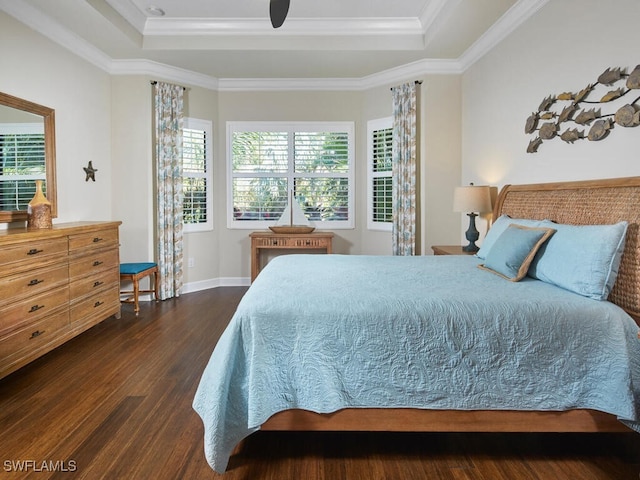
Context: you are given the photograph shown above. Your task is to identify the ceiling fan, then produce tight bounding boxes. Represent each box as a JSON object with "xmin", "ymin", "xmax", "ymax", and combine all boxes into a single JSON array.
[{"xmin": 270, "ymin": 0, "xmax": 290, "ymax": 28}]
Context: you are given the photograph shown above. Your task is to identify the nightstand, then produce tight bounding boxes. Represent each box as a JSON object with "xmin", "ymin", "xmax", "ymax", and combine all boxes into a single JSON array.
[{"xmin": 431, "ymin": 245, "xmax": 477, "ymax": 256}]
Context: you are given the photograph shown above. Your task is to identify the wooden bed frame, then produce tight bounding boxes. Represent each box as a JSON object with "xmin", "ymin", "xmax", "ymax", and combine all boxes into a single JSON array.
[{"xmin": 262, "ymin": 176, "xmax": 640, "ymax": 434}]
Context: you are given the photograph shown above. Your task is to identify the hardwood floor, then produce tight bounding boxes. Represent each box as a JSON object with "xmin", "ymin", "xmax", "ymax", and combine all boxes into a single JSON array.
[{"xmin": 0, "ymin": 287, "xmax": 638, "ymax": 479}]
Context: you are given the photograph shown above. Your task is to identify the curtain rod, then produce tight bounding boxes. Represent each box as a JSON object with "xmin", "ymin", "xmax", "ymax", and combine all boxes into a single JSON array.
[
  {"xmin": 390, "ymin": 80, "xmax": 423, "ymax": 91},
  {"xmin": 150, "ymin": 80, "xmax": 187, "ymax": 91}
]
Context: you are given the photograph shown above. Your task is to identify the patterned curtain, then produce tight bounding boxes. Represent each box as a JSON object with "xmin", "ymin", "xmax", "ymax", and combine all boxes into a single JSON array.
[
  {"xmin": 153, "ymin": 82, "xmax": 184, "ymax": 300},
  {"xmin": 391, "ymin": 82, "xmax": 418, "ymax": 256}
]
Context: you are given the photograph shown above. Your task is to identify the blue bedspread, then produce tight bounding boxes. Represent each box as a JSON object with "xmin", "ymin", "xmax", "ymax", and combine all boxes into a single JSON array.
[{"xmin": 193, "ymin": 254, "xmax": 640, "ymax": 472}]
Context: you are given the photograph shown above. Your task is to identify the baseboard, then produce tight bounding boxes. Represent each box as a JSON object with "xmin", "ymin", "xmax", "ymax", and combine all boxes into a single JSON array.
[
  {"xmin": 182, "ymin": 277, "xmax": 250, "ymax": 294},
  {"xmin": 121, "ymin": 277, "xmax": 250, "ymax": 303}
]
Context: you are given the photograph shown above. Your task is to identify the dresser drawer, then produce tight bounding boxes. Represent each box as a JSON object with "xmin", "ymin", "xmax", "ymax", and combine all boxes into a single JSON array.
[
  {"xmin": 70, "ymin": 283, "xmax": 120, "ymax": 325},
  {"xmin": 68, "ymin": 228, "xmax": 118, "ymax": 253},
  {"xmin": 0, "ymin": 263, "xmax": 68, "ymax": 301},
  {"xmin": 69, "ymin": 247, "xmax": 119, "ymax": 281},
  {"xmin": 0, "ymin": 309, "xmax": 69, "ymax": 363},
  {"xmin": 0, "ymin": 287, "xmax": 70, "ymax": 336},
  {"xmin": 69, "ymin": 266, "xmax": 119, "ymax": 300},
  {"xmin": 0, "ymin": 237, "xmax": 68, "ymax": 276}
]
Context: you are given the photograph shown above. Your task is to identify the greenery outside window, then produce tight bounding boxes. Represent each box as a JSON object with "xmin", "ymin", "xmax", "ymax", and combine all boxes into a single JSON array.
[
  {"xmin": 367, "ymin": 117, "xmax": 393, "ymax": 231},
  {"xmin": 227, "ymin": 121, "xmax": 354, "ymax": 229},
  {"xmin": 183, "ymin": 118, "xmax": 213, "ymax": 233},
  {"xmin": 0, "ymin": 123, "xmax": 45, "ymax": 211}
]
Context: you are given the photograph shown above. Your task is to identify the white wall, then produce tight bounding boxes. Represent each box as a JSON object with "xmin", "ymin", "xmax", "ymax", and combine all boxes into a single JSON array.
[
  {"xmin": 462, "ymin": 0, "xmax": 640, "ymax": 206},
  {"xmin": 421, "ymin": 76, "xmax": 463, "ymax": 251},
  {"xmin": 0, "ymin": 12, "xmax": 113, "ymax": 226},
  {"xmin": 111, "ymin": 76, "xmax": 154, "ymax": 264},
  {"xmin": 1, "ymin": 10, "xmax": 464, "ymax": 289}
]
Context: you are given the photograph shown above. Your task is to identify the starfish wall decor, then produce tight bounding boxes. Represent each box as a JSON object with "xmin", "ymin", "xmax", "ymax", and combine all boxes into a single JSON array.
[{"xmin": 83, "ymin": 161, "xmax": 98, "ymax": 181}]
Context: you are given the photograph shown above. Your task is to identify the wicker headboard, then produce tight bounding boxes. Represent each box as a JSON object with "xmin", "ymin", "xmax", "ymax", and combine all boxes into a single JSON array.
[{"xmin": 493, "ymin": 176, "xmax": 640, "ymax": 321}]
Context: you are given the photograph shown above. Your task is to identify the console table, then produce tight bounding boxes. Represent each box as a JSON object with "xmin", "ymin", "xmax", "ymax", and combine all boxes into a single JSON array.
[{"xmin": 250, "ymin": 231, "xmax": 334, "ymax": 282}]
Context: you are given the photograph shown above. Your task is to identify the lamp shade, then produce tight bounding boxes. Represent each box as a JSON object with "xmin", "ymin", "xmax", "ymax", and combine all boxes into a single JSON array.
[{"xmin": 453, "ymin": 185, "xmax": 492, "ymax": 213}]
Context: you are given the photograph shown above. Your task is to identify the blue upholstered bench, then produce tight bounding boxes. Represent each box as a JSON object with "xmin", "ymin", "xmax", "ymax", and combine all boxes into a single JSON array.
[{"xmin": 119, "ymin": 262, "xmax": 159, "ymax": 315}]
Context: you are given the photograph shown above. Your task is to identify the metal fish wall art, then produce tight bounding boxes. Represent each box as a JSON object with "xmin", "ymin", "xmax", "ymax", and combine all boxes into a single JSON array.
[
  {"xmin": 525, "ymin": 64, "xmax": 640, "ymax": 153},
  {"xmin": 615, "ymin": 104, "xmax": 640, "ymax": 127},
  {"xmin": 560, "ymin": 128, "xmax": 584, "ymax": 144}
]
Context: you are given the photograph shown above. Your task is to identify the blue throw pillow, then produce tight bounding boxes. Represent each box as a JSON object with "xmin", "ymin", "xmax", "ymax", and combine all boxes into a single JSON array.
[
  {"xmin": 528, "ymin": 220, "xmax": 628, "ymax": 300},
  {"xmin": 478, "ymin": 225, "xmax": 556, "ymax": 281},
  {"xmin": 476, "ymin": 215, "xmax": 546, "ymax": 260}
]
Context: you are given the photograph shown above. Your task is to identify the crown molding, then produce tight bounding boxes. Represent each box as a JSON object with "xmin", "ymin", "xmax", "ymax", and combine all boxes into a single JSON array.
[
  {"xmin": 0, "ymin": 0, "xmax": 113, "ymax": 72},
  {"xmin": 1, "ymin": 0, "xmax": 543, "ymax": 92},
  {"xmin": 458, "ymin": 0, "xmax": 550, "ymax": 70},
  {"xmin": 218, "ymin": 58, "xmax": 462, "ymax": 92},
  {"xmin": 421, "ymin": 0, "xmax": 465, "ymax": 49},
  {"xmin": 419, "ymin": 0, "xmax": 451, "ymax": 31},
  {"xmin": 143, "ymin": 17, "xmax": 424, "ymax": 37},
  {"xmin": 110, "ymin": 59, "xmax": 219, "ymax": 90},
  {"xmin": 360, "ymin": 58, "xmax": 463, "ymax": 89},
  {"xmin": 217, "ymin": 77, "xmax": 364, "ymax": 92},
  {"xmin": 419, "ymin": 0, "xmax": 464, "ymax": 38},
  {"xmin": 141, "ymin": 17, "xmax": 425, "ymax": 52},
  {"xmin": 102, "ymin": 0, "xmax": 147, "ymax": 33}
]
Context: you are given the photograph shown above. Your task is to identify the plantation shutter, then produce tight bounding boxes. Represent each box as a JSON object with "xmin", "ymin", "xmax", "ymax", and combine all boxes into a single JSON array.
[
  {"xmin": 182, "ymin": 126, "xmax": 208, "ymax": 224},
  {"xmin": 230, "ymin": 124, "xmax": 353, "ymax": 226},
  {"xmin": 293, "ymin": 131, "xmax": 349, "ymax": 221},
  {"xmin": 232, "ymin": 131, "xmax": 289, "ymax": 221},
  {"xmin": 0, "ymin": 130, "xmax": 46, "ymax": 211},
  {"xmin": 371, "ymin": 126, "xmax": 393, "ymax": 223}
]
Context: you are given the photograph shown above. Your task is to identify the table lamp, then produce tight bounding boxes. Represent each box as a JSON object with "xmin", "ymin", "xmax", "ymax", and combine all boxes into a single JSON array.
[{"xmin": 453, "ymin": 184, "xmax": 492, "ymax": 253}]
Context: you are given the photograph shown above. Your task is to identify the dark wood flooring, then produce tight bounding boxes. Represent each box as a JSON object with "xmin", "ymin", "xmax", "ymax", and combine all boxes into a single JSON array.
[{"xmin": 0, "ymin": 288, "xmax": 638, "ymax": 479}]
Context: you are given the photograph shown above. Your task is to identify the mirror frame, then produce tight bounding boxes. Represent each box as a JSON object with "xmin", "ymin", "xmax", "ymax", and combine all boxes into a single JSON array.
[{"xmin": 0, "ymin": 91, "xmax": 57, "ymax": 223}]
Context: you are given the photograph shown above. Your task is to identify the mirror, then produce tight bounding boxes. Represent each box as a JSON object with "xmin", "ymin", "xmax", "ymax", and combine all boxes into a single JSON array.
[{"xmin": 0, "ymin": 91, "xmax": 56, "ymax": 223}]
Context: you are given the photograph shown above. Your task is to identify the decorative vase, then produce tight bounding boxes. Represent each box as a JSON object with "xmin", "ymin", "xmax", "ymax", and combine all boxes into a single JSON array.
[{"xmin": 27, "ymin": 180, "xmax": 52, "ymax": 229}]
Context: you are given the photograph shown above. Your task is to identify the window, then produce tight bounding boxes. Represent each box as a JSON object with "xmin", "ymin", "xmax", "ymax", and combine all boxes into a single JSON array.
[
  {"xmin": 227, "ymin": 121, "xmax": 354, "ymax": 229},
  {"xmin": 183, "ymin": 118, "xmax": 213, "ymax": 232},
  {"xmin": 0, "ymin": 123, "xmax": 46, "ymax": 211},
  {"xmin": 367, "ymin": 117, "xmax": 393, "ymax": 231}
]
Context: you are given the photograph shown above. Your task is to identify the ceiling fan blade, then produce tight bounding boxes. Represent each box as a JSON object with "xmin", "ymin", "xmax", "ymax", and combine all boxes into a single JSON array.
[{"xmin": 270, "ymin": 0, "xmax": 290, "ymax": 28}]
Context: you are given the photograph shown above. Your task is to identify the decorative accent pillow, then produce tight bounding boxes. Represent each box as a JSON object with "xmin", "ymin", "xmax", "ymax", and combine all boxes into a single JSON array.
[
  {"xmin": 476, "ymin": 215, "xmax": 546, "ymax": 260},
  {"xmin": 478, "ymin": 225, "xmax": 556, "ymax": 281},
  {"xmin": 528, "ymin": 220, "xmax": 629, "ymax": 300}
]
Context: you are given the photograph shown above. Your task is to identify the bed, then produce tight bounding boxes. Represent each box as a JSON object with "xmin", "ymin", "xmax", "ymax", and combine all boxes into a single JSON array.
[{"xmin": 193, "ymin": 176, "xmax": 640, "ymax": 473}]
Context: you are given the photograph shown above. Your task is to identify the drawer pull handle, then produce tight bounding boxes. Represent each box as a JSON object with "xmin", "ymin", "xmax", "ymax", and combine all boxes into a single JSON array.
[
  {"xmin": 28, "ymin": 279, "xmax": 44, "ymax": 286},
  {"xmin": 93, "ymin": 281, "xmax": 104, "ymax": 287},
  {"xmin": 30, "ymin": 330, "xmax": 45, "ymax": 339},
  {"xmin": 93, "ymin": 260, "xmax": 103, "ymax": 267},
  {"xmin": 27, "ymin": 248, "xmax": 43, "ymax": 256},
  {"xmin": 93, "ymin": 237, "xmax": 103, "ymax": 243},
  {"xmin": 94, "ymin": 301, "xmax": 104, "ymax": 308},
  {"xmin": 29, "ymin": 304, "xmax": 44, "ymax": 313}
]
